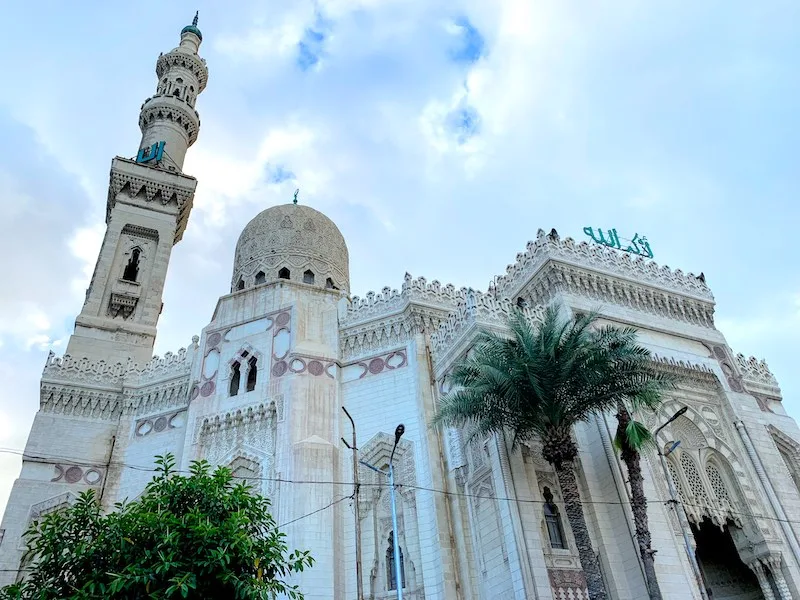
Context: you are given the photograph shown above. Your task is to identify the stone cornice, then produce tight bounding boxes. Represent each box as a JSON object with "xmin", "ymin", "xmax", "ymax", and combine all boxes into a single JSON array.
[
  {"xmin": 340, "ymin": 303, "xmax": 447, "ymax": 361},
  {"xmin": 520, "ymin": 261, "xmax": 716, "ymax": 328},
  {"xmin": 339, "ymin": 274, "xmax": 470, "ymax": 360},
  {"xmin": 496, "ymin": 229, "xmax": 714, "ymax": 303},
  {"xmin": 734, "ymin": 353, "xmax": 781, "ymax": 398},
  {"xmin": 107, "ymin": 158, "xmax": 197, "ymax": 244},
  {"xmin": 650, "ymin": 355, "xmax": 721, "ymax": 389},
  {"xmin": 430, "ymin": 290, "xmax": 545, "ymax": 375},
  {"xmin": 343, "ymin": 274, "xmax": 468, "ymax": 328},
  {"xmin": 138, "ymin": 96, "xmax": 200, "ymax": 145}
]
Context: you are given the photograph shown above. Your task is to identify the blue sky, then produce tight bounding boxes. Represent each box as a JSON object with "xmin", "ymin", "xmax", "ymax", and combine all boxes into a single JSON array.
[{"xmin": 0, "ymin": 1, "xmax": 798, "ymax": 514}]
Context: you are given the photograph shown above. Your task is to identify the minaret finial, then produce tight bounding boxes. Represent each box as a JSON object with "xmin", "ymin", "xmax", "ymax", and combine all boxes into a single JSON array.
[
  {"xmin": 293, "ymin": 189, "xmax": 300, "ymax": 205},
  {"xmin": 192, "ymin": 11, "xmax": 199, "ymax": 26}
]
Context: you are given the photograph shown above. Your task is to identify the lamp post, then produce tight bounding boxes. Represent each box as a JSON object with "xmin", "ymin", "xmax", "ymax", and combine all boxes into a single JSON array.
[
  {"xmin": 361, "ymin": 423, "xmax": 406, "ymax": 600},
  {"xmin": 654, "ymin": 407, "xmax": 708, "ymax": 600},
  {"xmin": 341, "ymin": 407, "xmax": 363, "ymax": 600}
]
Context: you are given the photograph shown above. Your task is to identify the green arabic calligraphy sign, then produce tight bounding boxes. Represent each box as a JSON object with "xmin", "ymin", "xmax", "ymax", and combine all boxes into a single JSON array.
[{"xmin": 583, "ymin": 227, "xmax": 654, "ymax": 259}]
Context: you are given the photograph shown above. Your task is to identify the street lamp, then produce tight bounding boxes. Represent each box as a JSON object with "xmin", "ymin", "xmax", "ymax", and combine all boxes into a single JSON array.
[
  {"xmin": 361, "ymin": 423, "xmax": 406, "ymax": 600},
  {"xmin": 654, "ymin": 406, "xmax": 708, "ymax": 600}
]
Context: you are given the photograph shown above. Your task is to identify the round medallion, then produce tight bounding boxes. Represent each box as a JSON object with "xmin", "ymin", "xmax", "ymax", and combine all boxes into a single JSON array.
[
  {"xmin": 189, "ymin": 385, "xmax": 200, "ymax": 401},
  {"xmin": 154, "ymin": 416, "xmax": 168, "ymax": 432},
  {"xmin": 368, "ymin": 358, "xmax": 385, "ymax": 374},
  {"xmin": 276, "ymin": 312, "xmax": 291, "ymax": 327},
  {"xmin": 137, "ymin": 420, "xmax": 153, "ymax": 436},
  {"xmin": 84, "ymin": 469, "xmax": 102, "ymax": 485},
  {"xmin": 272, "ymin": 361, "xmax": 288, "ymax": 377},
  {"xmin": 200, "ymin": 381, "xmax": 215, "ymax": 397},
  {"xmin": 65, "ymin": 466, "xmax": 83, "ymax": 484},
  {"xmin": 207, "ymin": 332, "xmax": 222, "ymax": 348},
  {"xmin": 308, "ymin": 360, "xmax": 324, "ymax": 376}
]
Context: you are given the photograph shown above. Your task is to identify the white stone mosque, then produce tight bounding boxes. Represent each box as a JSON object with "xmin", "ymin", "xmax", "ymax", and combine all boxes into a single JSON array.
[{"xmin": 2, "ymin": 16, "xmax": 800, "ymax": 600}]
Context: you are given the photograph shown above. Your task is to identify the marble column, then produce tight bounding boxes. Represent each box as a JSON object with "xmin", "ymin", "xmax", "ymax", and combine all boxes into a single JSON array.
[
  {"xmin": 748, "ymin": 561, "xmax": 775, "ymax": 600},
  {"xmin": 765, "ymin": 555, "xmax": 792, "ymax": 600}
]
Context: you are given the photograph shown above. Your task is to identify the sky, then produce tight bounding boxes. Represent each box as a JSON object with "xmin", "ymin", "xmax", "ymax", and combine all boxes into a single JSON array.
[{"xmin": 0, "ymin": 1, "xmax": 798, "ymax": 516}]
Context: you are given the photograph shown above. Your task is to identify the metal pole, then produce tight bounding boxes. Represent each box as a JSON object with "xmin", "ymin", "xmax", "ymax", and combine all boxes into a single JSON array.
[
  {"xmin": 657, "ymin": 448, "xmax": 708, "ymax": 600},
  {"xmin": 342, "ymin": 407, "xmax": 364, "ymax": 600},
  {"xmin": 654, "ymin": 407, "xmax": 708, "ymax": 600},
  {"xmin": 389, "ymin": 460, "xmax": 403, "ymax": 600}
]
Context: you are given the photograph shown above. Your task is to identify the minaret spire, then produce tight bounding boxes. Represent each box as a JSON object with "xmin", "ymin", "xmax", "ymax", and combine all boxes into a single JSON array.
[
  {"xmin": 136, "ymin": 16, "xmax": 208, "ymax": 173},
  {"xmin": 65, "ymin": 21, "xmax": 209, "ymax": 364}
]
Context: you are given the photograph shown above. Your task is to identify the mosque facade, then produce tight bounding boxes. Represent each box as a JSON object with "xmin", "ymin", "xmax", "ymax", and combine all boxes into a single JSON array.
[{"xmin": 2, "ymin": 18, "xmax": 800, "ymax": 600}]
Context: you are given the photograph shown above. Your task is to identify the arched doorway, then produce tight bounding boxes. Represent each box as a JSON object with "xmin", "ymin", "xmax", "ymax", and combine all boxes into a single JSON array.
[{"xmin": 692, "ymin": 518, "xmax": 764, "ymax": 599}]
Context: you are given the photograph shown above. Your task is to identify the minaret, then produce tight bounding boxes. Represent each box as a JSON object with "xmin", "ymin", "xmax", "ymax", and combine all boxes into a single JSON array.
[{"xmin": 66, "ymin": 15, "xmax": 208, "ymax": 364}]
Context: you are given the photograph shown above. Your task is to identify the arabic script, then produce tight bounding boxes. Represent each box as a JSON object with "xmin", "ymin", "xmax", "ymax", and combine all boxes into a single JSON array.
[{"xmin": 583, "ymin": 227, "xmax": 653, "ymax": 259}]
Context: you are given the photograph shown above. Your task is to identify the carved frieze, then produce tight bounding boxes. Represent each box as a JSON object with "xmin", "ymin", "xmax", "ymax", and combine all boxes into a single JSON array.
[{"xmin": 495, "ymin": 228, "xmax": 714, "ymax": 302}]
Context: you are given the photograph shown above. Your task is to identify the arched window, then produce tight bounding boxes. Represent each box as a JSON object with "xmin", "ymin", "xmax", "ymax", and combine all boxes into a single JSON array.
[
  {"xmin": 236, "ymin": 278, "xmax": 245, "ymax": 291},
  {"xmin": 246, "ymin": 356, "xmax": 257, "ymax": 392},
  {"xmin": 303, "ymin": 270, "xmax": 315, "ymax": 284},
  {"xmin": 229, "ymin": 362, "xmax": 241, "ymax": 396},
  {"xmin": 542, "ymin": 487, "xmax": 566, "ymax": 549},
  {"xmin": 254, "ymin": 271, "xmax": 266, "ymax": 285},
  {"xmin": 386, "ymin": 531, "xmax": 406, "ymax": 591},
  {"xmin": 278, "ymin": 267, "xmax": 290, "ymax": 280},
  {"xmin": 122, "ymin": 248, "xmax": 141, "ymax": 282}
]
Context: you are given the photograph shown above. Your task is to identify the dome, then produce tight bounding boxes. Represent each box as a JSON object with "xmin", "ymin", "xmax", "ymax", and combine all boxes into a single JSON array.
[
  {"xmin": 232, "ymin": 203, "xmax": 350, "ymax": 293},
  {"xmin": 180, "ymin": 25, "xmax": 202, "ymax": 40}
]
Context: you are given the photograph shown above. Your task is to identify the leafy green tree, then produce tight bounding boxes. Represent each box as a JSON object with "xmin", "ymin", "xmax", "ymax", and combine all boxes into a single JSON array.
[
  {"xmin": 1, "ymin": 455, "xmax": 313, "ymax": 600},
  {"xmin": 433, "ymin": 307, "xmax": 671, "ymax": 600}
]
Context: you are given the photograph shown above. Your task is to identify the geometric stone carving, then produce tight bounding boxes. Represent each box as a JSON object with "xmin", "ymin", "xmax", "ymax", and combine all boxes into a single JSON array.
[
  {"xmin": 109, "ymin": 292, "xmax": 138, "ymax": 319},
  {"xmin": 50, "ymin": 465, "xmax": 104, "ymax": 486},
  {"xmin": 548, "ymin": 569, "xmax": 589, "ymax": 600},
  {"xmin": 135, "ymin": 409, "xmax": 187, "ymax": 437},
  {"xmin": 232, "ymin": 204, "xmax": 349, "ymax": 293}
]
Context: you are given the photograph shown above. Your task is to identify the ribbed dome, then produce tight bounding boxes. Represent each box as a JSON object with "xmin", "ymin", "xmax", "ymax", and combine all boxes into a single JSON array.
[{"xmin": 231, "ymin": 204, "xmax": 349, "ymax": 293}]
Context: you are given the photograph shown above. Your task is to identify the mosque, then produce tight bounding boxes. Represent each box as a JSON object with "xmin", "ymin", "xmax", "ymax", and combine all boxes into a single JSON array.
[{"xmin": 1, "ymin": 16, "xmax": 800, "ymax": 600}]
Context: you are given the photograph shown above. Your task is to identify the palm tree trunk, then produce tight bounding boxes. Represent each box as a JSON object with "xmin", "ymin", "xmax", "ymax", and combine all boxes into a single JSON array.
[
  {"xmin": 553, "ymin": 460, "xmax": 608, "ymax": 600},
  {"xmin": 616, "ymin": 405, "xmax": 662, "ymax": 600}
]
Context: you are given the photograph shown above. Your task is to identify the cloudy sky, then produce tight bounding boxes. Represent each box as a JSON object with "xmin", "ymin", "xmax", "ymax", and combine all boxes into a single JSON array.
[{"xmin": 0, "ymin": 1, "xmax": 798, "ymax": 515}]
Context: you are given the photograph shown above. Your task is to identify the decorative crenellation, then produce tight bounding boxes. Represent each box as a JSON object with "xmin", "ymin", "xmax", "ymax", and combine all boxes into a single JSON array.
[
  {"xmin": 495, "ymin": 228, "xmax": 714, "ymax": 302},
  {"xmin": 340, "ymin": 305, "xmax": 446, "ymax": 361},
  {"xmin": 199, "ymin": 402, "xmax": 277, "ymax": 437},
  {"xmin": 343, "ymin": 274, "xmax": 468, "ymax": 327},
  {"xmin": 516, "ymin": 262, "xmax": 716, "ymax": 328},
  {"xmin": 735, "ymin": 353, "xmax": 781, "ymax": 393},
  {"xmin": 43, "ymin": 345, "xmax": 193, "ymax": 386},
  {"xmin": 41, "ymin": 341, "xmax": 197, "ymax": 417},
  {"xmin": 430, "ymin": 289, "xmax": 545, "ymax": 368}
]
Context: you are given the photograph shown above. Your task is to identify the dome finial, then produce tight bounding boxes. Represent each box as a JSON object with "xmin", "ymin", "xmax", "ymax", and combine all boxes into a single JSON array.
[
  {"xmin": 193, "ymin": 11, "xmax": 199, "ymax": 26},
  {"xmin": 293, "ymin": 188, "xmax": 300, "ymax": 205}
]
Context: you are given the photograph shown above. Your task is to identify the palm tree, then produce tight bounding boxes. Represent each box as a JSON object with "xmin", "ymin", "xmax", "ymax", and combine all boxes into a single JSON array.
[
  {"xmin": 614, "ymin": 396, "xmax": 669, "ymax": 600},
  {"xmin": 433, "ymin": 306, "xmax": 672, "ymax": 600}
]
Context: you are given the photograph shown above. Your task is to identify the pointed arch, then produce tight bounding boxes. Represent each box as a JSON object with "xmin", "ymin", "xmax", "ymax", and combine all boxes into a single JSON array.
[{"xmin": 122, "ymin": 247, "xmax": 142, "ymax": 282}]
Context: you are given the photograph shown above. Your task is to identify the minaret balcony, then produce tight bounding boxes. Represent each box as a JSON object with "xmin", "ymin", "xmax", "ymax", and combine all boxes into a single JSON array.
[{"xmin": 138, "ymin": 95, "xmax": 200, "ymax": 145}]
